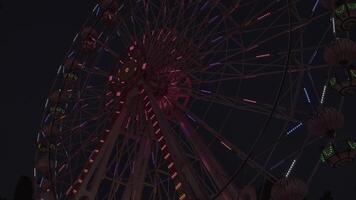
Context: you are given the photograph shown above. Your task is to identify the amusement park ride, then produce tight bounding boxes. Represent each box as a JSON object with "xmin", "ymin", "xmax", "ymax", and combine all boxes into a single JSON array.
[{"xmin": 34, "ymin": 0, "xmax": 356, "ymax": 199}]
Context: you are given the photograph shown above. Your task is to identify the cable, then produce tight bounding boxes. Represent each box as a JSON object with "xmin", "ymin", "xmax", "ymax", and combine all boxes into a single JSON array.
[{"xmin": 211, "ymin": 0, "xmax": 294, "ymax": 198}]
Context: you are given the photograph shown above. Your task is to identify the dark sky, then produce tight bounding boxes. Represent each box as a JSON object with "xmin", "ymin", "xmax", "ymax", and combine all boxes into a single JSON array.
[
  {"xmin": 0, "ymin": 0, "xmax": 355, "ymax": 199},
  {"xmin": 0, "ymin": 0, "xmax": 92, "ymax": 198}
]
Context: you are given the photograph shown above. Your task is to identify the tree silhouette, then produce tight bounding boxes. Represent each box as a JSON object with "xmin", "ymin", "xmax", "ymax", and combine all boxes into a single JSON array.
[
  {"xmin": 13, "ymin": 176, "xmax": 34, "ymax": 200},
  {"xmin": 320, "ymin": 190, "xmax": 333, "ymax": 200}
]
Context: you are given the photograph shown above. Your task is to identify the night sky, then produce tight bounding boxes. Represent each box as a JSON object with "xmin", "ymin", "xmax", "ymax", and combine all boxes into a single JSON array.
[{"xmin": 0, "ymin": 0, "xmax": 355, "ymax": 199}]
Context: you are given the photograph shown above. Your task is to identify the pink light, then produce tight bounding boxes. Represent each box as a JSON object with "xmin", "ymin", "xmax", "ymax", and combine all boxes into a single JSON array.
[
  {"xmin": 108, "ymin": 75, "xmax": 113, "ymax": 81},
  {"xmin": 243, "ymin": 98, "xmax": 257, "ymax": 104},
  {"xmin": 161, "ymin": 144, "xmax": 167, "ymax": 150},
  {"xmin": 129, "ymin": 45, "xmax": 135, "ymax": 51},
  {"xmin": 142, "ymin": 63, "xmax": 147, "ymax": 70},
  {"xmin": 246, "ymin": 44, "xmax": 258, "ymax": 51},
  {"xmin": 155, "ymin": 128, "xmax": 161, "ymax": 134},
  {"xmin": 179, "ymin": 194, "xmax": 186, "ymax": 200},
  {"xmin": 65, "ymin": 186, "xmax": 73, "ymax": 196},
  {"xmin": 171, "ymin": 172, "xmax": 178, "ymax": 179},
  {"xmin": 256, "ymin": 53, "xmax": 271, "ymax": 58},
  {"xmin": 257, "ymin": 12, "xmax": 271, "ymax": 21},
  {"xmin": 116, "ymin": 91, "xmax": 121, "ymax": 96},
  {"xmin": 58, "ymin": 164, "xmax": 66, "ymax": 172},
  {"xmin": 144, "ymin": 110, "xmax": 148, "ymax": 120},
  {"xmin": 175, "ymin": 182, "xmax": 182, "ymax": 190},
  {"xmin": 153, "ymin": 121, "xmax": 158, "ymax": 127},
  {"xmin": 147, "ymin": 107, "xmax": 153, "ymax": 113},
  {"xmin": 220, "ymin": 141, "xmax": 232, "ymax": 151},
  {"xmin": 150, "ymin": 114, "xmax": 155, "ymax": 120},
  {"xmin": 158, "ymin": 136, "xmax": 164, "ymax": 142},
  {"xmin": 164, "ymin": 153, "xmax": 170, "ymax": 160},
  {"xmin": 168, "ymin": 162, "xmax": 174, "ymax": 169}
]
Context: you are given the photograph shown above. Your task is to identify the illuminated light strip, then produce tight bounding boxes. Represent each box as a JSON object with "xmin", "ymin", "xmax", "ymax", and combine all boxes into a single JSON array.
[
  {"xmin": 57, "ymin": 65, "xmax": 63, "ymax": 74},
  {"xmin": 147, "ymin": 107, "xmax": 153, "ymax": 113},
  {"xmin": 144, "ymin": 96, "xmax": 148, "ymax": 100},
  {"xmin": 161, "ymin": 144, "xmax": 167, "ymax": 150},
  {"xmin": 155, "ymin": 129, "xmax": 161, "ymax": 134},
  {"xmin": 303, "ymin": 88, "xmax": 311, "ymax": 103},
  {"xmin": 286, "ymin": 123, "xmax": 303, "ymax": 135},
  {"xmin": 179, "ymin": 194, "xmax": 187, "ymax": 200},
  {"xmin": 92, "ymin": 4, "xmax": 99, "ymax": 12},
  {"xmin": 106, "ymin": 91, "xmax": 112, "ymax": 96},
  {"xmin": 105, "ymin": 99, "xmax": 114, "ymax": 106},
  {"xmin": 211, "ymin": 36, "xmax": 223, "ymax": 43},
  {"xmin": 320, "ymin": 84, "xmax": 327, "ymax": 104},
  {"xmin": 150, "ymin": 114, "xmax": 155, "ymax": 120},
  {"xmin": 66, "ymin": 186, "xmax": 73, "ymax": 196},
  {"xmin": 168, "ymin": 162, "xmax": 174, "ymax": 169},
  {"xmin": 187, "ymin": 114, "xmax": 196, "ymax": 122},
  {"xmin": 256, "ymin": 53, "xmax": 271, "ymax": 58},
  {"xmin": 164, "ymin": 153, "xmax": 171, "ymax": 160},
  {"xmin": 171, "ymin": 172, "xmax": 178, "ymax": 179},
  {"xmin": 285, "ymin": 159, "xmax": 297, "ymax": 177},
  {"xmin": 153, "ymin": 121, "xmax": 158, "ymax": 127},
  {"xmin": 200, "ymin": 90, "xmax": 211, "ymax": 94},
  {"xmin": 209, "ymin": 15, "xmax": 219, "ymax": 24},
  {"xmin": 175, "ymin": 182, "xmax": 182, "ymax": 190},
  {"xmin": 243, "ymin": 98, "xmax": 257, "ymax": 104},
  {"xmin": 220, "ymin": 141, "xmax": 232, "ymax": 151},
  {"xmin": 145, "ymin": 101, "xmax": 150, "ymax": 107},
  {"xmin": 158, "ymin": 136, "xmax": 164, "ymax": 142},
  {"xmin": 257, "ymin": 12, "xmax": 271, "ymax": 20},
  {"xmin": 208, "ymin": 62, "xmax": 221, "ymax": 67},
  {"xmin": 331, "ymin": 17, "xmax": 336, "ymax": 34},
  {"xmin": 312, "ymin": 0, "xmax": 320, "ymax": 12},
  {"xmin": 58, "ymin": 164, "xmax": 66, "ymax": 172},
  {"xmin": 201, "ymin": 1, "xmax": 209, "ymax": 10},
  {"xmin": 270, "ymin": 159, "xmax": 286, "ymax": 170},
  {"xmin": 116, "ymin": 91, "xmax": 121, "ymax": 97},
  {"xmin": 246, "ymin": 44, "xmax": 258, "ymax": 51}
]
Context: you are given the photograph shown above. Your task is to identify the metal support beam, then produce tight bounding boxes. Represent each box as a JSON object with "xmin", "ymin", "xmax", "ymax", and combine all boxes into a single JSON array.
[
  {"xmin": 143, "ymin": 85, "xmax": 209, "ymax": 200},
  {"xmin": 121, "ymin": 137, "xmax": 151, "ymax": 200},
  {"xmin": 73, "ymin": 90, "xmax": 137, "ymax": 200},
  {"xmin": 176, "ymin": 111, "xmax": 239, "ymax": 199}
]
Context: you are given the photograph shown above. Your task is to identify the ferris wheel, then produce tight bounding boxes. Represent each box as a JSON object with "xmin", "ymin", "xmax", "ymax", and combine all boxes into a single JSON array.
[{"xmin": 34, "ymin": 0, "xmax": 356, "ymax": 199}]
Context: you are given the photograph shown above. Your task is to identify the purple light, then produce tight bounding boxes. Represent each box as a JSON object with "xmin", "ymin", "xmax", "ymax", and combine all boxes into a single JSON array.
[
  {"xmin": 208, "ymin": 62, "xmax": 221, "ymax": 67},
  {"xmin": 200, "ymin": 90, "xmax": 211, "ymax": 94}
]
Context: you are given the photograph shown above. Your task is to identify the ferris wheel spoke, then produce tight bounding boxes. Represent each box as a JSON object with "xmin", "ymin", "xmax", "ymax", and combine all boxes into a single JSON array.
[
  {"xmin": 142, "ymin": 85, "xmax": 210, "ymax": 199},
  {"xmin": 67, "ymin": 90, "xmax": 135, "ymax": 200},
  {"xmin": 189, "ymin": 64, "xmax": 331, "ymax": 84},
  {"xmin": 175, "ymin": 104, "xmax": 277, "ymax": 183},
  {"xmin": 187, "ymin": 88, "xmax": 302, "ymax": 122},
  {"xmin": 173, "ymin": 111, "xmax": 239, "ymax": 199}
]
